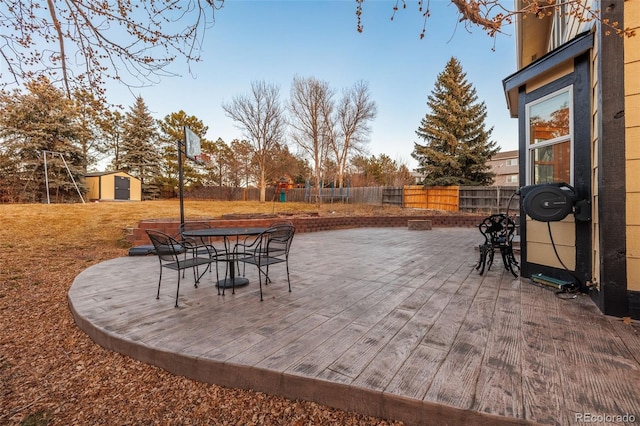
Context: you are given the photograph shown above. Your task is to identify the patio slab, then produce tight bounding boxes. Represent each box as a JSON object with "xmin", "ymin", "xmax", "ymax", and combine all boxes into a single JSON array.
[{"xmin": 68, "ymin": 227, "xmax": 640, "ymax": 425}]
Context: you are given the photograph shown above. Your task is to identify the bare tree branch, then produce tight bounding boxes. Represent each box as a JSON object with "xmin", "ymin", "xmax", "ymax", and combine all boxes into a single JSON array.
[{"xmin": 0, "ymin": 0, "xmax": 223, "ymax": 100}]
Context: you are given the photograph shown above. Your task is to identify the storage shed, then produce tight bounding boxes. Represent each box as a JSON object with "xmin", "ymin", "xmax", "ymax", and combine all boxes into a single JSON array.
[{"xmin": 85, "ymin": 171, "xmax": 142, "ymax": 201}]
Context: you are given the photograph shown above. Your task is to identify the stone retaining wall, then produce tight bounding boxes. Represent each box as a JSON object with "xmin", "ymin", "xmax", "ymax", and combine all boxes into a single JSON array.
[{"xmin": 127, "ymin": 214, "xmax": 485, "ymax": 246}]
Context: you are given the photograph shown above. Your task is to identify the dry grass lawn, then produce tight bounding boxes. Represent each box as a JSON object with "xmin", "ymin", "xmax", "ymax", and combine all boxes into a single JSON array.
[{"xmin": 1, "ymin": 200, "xmax": 413, "ymax": 425}]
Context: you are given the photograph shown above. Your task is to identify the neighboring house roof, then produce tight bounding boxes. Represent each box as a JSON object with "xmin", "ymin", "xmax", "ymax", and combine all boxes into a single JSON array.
[{"xmin": 491, "ymin": 150, "xmax": 518, "ymax": 160}]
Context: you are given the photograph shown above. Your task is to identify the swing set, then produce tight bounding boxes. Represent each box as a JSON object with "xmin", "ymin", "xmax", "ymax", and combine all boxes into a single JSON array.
[{"xmin": 23, "ymin": 150, "xmax": 86, "ymax": 204}]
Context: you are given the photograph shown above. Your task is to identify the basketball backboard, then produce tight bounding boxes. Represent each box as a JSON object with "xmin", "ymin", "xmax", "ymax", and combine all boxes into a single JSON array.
[{"xmin": 184, "ymin": 126, "xmax": 201, "ymax": 160}]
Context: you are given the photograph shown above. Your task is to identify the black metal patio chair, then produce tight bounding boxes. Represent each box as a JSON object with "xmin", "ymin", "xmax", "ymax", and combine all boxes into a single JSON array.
[
  {"xmin": 476, "ymin": 213, "xmax": 519, "ymax": 277},
  {"xmin": 235, "ymin": 223, "xmax": 295, "ymax": 301},
  {"xmin": 146, "ymin": 229, "xmax": 215, "ymax": 307}
]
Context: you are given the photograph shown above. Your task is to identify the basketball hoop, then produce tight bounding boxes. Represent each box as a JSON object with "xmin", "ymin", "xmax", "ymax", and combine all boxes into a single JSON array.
[{"xmin": 184, "ymin": 126, "xmax": 201, "ymax": 160}]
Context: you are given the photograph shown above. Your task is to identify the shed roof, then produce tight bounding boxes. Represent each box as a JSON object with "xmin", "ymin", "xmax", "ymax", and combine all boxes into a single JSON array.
[{"xmin": 85, "ymin": 171, "xmax": 138, "ymax": 179}]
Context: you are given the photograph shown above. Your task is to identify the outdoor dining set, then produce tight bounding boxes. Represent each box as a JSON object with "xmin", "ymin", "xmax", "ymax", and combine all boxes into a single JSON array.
[{"xmin": 145, "ymin": 221, "xmax": 295, "ymax": 307}]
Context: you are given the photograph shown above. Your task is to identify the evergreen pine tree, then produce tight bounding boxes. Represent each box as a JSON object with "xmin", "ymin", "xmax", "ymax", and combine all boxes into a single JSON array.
[
  {"xmin": 157, "ymin": 110, "xmax": 209, "ymax": 190},
  {"xmin": 412, "ymin": 57, "xmax": 498, "ymax": 186},
  {"xmin": 119, "ymin": 96, "xmax": 161, "ymax": 198},
  {"xmin": 0, "ymin": 76, "xmax": 86, "ymax": 202}
]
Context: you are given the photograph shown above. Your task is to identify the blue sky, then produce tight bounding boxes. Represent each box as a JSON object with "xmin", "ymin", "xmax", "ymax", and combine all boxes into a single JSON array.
[{"xmin": 109, "ymin": 1, "xmax": 519, "ymax": 169}]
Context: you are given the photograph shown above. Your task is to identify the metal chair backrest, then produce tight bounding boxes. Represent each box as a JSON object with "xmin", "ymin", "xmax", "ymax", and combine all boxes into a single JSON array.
[
  {"xmin": 265, "ymin": 223, "xmax": 295, "ymax": 258},
  {"xmin": 479, "ymin": 214, "xmax": 516, "ymax": 247},
  {"xmin": 146, "ymin": 229, "xmax": 185, "ymax": 263}
]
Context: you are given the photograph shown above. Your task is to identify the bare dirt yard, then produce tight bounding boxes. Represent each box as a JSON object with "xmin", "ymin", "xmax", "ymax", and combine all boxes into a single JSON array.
[{"xmin": 1, "ymin": 200, "xmax": 431, "ymax": 425}]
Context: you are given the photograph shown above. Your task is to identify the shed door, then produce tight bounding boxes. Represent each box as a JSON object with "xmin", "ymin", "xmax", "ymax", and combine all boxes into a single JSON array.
[{"xmin": 114, "ymin": 176, "xmax": 130, "ymax": 200}]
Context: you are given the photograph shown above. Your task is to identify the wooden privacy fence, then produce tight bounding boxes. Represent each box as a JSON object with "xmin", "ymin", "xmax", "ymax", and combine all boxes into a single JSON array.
[
  {"xmin": 458, "ymin": 186, "xmax": 519, "ymax": 213},
  {"xmin": 384, "ymin": 185, "xmax": 519, "ymax": 213},
  {"xmin": 403, "ymin": 185, "xmax": 459, "ymax": 211},
  {"xmin": 184, "ymin": 184, "xmax": 519, "ymax": 212}
]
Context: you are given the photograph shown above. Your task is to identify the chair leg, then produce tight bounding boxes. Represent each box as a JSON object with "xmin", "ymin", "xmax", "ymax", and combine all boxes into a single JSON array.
[
  {"xmin": 286, "ymin": 259, "xmax": 291, "ymax": 292},
  {"xmin": 258, "ymin": 265, "xmax": 264, "ymax": 301},
  {"xmin": 506, "ymin": 247, "xmax": 519, "ymax": 278},
  {"xmin": 175, "ymin": 272, "xmax": 181, "ymax": 308},
  {"xmin": 156, "ymin": 265, "xmax": 163, "ymax": 299},
  {"xmin": 500, "ymin": 247, "xmax": 511, "ymax": 272},
  {"xmin": 477, "ymin": 245, "xmax": 487, "ymax": 275},
  {"xmin": 487, "ymin": 248, "xmax": 495, "ymax": 271}
]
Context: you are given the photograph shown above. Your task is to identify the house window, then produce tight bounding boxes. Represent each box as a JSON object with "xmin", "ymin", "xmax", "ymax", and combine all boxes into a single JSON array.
[
  {"xmin": 506, "ymin": 158, "xmax": 518, "ymax": 167},
  {"xmin": 550, "ymin": 0, "xmax": 568, "ymax": 49},
  {"xmin": 506, "ymin": 174, "xmax": 519, "ymax": 184},
  {"xmin": 526, "ymin": 87, "xmax": 573, "ymax": 185}
]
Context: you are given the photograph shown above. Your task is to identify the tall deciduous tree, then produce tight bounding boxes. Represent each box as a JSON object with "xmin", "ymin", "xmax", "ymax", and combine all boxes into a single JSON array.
[
  {"xmin": 229, "ymin": 139, "xmax": 255, "ymax": 188},
  {"xmin": 412, "ymin": 57, "xmax": 498, "ymax": 186},
  {"xmin": 72, "ymin": 89, "xmax": 112, "ymax": 171},
  {"xmin": 330, "ymin": 80, "xmax": 377, "ymax": 188},
  {"xmin": 289, "ymin": 76, "xmax": 334, "ymax": 203},
  {"xmin": 222, "ymin": 80, "xmax": 286, "ymax": 202},
  {"xmin": 0, "ymin": 76, "xmax": 86, "ymax": 203},
  {"xmin": 350, "ymin": 154, "xmax": 414, "ymax": 187},
  {"xmin": 102, "ymin": 110, "xmax": 125, "ymax": 173},
  {"xmin": 119, "ymin": 96, "xmax": 162, "ymax": 197}
]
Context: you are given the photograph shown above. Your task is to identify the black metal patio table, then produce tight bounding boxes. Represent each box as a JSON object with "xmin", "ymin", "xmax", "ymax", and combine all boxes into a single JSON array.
[{"xmin": 182, "ymin": 227, "xmax": 266, "ymax": 289}]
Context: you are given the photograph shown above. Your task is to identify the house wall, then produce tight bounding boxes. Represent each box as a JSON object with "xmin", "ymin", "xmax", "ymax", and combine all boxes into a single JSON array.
[
  {"xmin": 526, "ymin": 219, "xmax": 576, "ymax": 269},
  {"xmin": 487, "ymin": 150, "xmax": 519, "ymax": 186},
  {"xmin": 591, "ymin": 26, "xmax": 601, "ymax": 291},
  {"xmin": 626, "ymin": 0, "xmax": 640, "ymax": 292},
  {"xmin": 522, "ymin": 66, "xmax": 579, "ymax": 274}
]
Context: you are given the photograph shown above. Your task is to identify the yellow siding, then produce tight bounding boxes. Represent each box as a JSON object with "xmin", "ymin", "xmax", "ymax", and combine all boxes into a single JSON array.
[
  {"xmin": 628, "ymin": 193, "xmax": 640, "ymax": 225},
  {"xmin": 626, "ymin": 0, "xmax": 640, "ymax": 291},
  {"xmin": 627, "ymin": 159, "xmax": 640, "ymax": 192},
  {"xmin": 85, "ymin": 177, "xmax": 101, "ymax": 200},
  {"xmin": 130, "ymin": 177, "xmax": 142, "ymax": 201},
  {"xmin": 526, "ymin": 60, "xmax": 574, "ymax": 93},
  {"xmin": 627, "ymin": 94, "xmax": 640, "ymax": 125},
  {"xmin": 101, "ymin": 178, "xmax": 115, "ymax": 199},
  {"xmin": 525, "ymin": 217, "xmax": 576, "ymax": 270},
  {"xmin": 627, "ymin": 226, "xmax": 640, "ymax": 258},
  {"xmin": 625, "ymin": 0, "xmax": 640, "ymax": 63},
  {"xmin": 527, "ymin": 242, "xmax": 576, "ymax": 270},
  {"xmin": 628, "ymin": 258, "xmax": 640, "ymax": 291},
  {"xmin": 627, "ymin": 127, "xmax": 640, "ymax": 158},
  {"xmin": 626, "ymin": 61, "xmax": 640, "ymax": 95},
  {"xmin": 591, "ymin": 36, "xmax": 600, "ymax": 290},
  {"xmin": 526, "ymin": 218, "xmax": 575, "ymax": 244}
]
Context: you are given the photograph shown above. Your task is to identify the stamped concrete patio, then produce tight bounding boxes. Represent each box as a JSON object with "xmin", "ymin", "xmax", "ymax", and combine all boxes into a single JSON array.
[{"xmin": 68, "ymin": 227, "xmax": 640, "ymax": 425}]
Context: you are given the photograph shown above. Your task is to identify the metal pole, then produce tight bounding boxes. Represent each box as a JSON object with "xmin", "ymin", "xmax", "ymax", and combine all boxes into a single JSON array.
[
  {"xmin": 43, "ymin": 151, "xmax": 50, "ymax": 204},
  {"xmin": 178, "ymin": 138, "xmax": 185, "ymax": 228},
  {"xmin": 59, "ymin": 153, "xmax": 86, "ymax": 204}
]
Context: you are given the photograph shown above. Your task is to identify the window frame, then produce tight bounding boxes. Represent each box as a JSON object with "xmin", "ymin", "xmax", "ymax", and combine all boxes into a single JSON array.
[
  {"xmin": 506, "ymin": 174, "xmax": 519, "ymax": 184},
  {"xmin": 524, "ymin": 85, "xmax": 574, "ymax": 186}
]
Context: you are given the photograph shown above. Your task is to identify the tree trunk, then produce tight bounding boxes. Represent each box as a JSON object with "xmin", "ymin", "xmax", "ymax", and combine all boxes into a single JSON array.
[{"xmin": 259, "ymin": 169, "xmax": 266, "ymax": 202}]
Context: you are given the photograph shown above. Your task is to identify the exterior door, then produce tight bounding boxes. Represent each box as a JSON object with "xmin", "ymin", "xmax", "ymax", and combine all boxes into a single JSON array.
[{"xmin": 114, "ymin": 176, "xmax": 130, "ymax": 200}]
